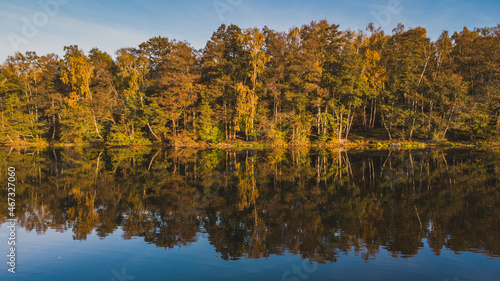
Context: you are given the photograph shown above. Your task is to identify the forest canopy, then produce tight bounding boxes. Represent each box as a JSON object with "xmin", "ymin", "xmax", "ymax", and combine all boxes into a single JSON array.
[{"xmin": 1, "ymin": 21, "xmax": 499, "ymax": 146}]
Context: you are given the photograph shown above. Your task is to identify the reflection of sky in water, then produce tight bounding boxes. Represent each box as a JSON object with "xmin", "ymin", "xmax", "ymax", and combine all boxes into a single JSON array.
[
  {"xmin": 0, "ymin": 225, "xmax": 498, "ymax": 281},
  {"xmin": 1, "ymin": 148, "xmax": 500, "ymax": 280}
]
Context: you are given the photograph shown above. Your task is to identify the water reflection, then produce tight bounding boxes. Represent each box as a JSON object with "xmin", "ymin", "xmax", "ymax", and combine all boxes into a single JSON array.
[{"xmin": 1, "ymin": 148, "xmax": 499, "ymax": 262}]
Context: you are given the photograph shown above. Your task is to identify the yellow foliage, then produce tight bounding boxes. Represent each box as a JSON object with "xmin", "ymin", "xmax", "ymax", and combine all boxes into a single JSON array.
[{"xmin": 61, "ymin": 46, "xmax": 94, "ymax": 105}]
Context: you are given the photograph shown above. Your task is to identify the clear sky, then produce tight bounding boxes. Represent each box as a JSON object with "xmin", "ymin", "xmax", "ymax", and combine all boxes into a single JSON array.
[{"xmin": 0, "ymin": 0, "xmax": 498, "ymax": 61}]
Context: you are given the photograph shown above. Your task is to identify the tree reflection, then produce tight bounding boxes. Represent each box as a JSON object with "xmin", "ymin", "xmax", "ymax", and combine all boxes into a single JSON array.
[{"xmin": 0, "ymin": 147, "xmax": 499, "ymax": 261}]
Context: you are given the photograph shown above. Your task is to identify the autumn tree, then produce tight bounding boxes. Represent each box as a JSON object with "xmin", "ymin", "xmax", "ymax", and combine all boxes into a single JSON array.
[
  {"xmin": 115, "ymin": 47, "xmax": 151, "ymax": 144},
  {"xmin": 381, "ymin": 25, "xmax": 434, "ymax": 140},
  {"xmin": 453, "ymin": 26, "xmax": 500, "ymax": 139},
  {"xmin": 156, "ymin": 40, "xmax": 200, "ymax": 144},
  {"xmin": 60, "ymin": 45, "xmax": 104, "ymax": 142},
  {"xmin": 201, "ymin": 24, "xmax": 246, "ymax": 141},
  {"xmin": 426, "ymin": 31, "xmax": 468, "ymax": 139},
  {"xmin": 360, "ymin": 23, "xmax": 388, "ymax": 131},
  {"xmin": 261, "ymin": 27, "xmax": 287, "ymax": 143},
  {"xmin": 1, "ymin": 52, "xmax": 48, "ymax": 142},
  {"xmin": 89, "ymin": 48, "xmax": 119, "ymax": 140},
  {"xmin": 236, "ymin": 27, "xmax": 269, "ymax": 140}
]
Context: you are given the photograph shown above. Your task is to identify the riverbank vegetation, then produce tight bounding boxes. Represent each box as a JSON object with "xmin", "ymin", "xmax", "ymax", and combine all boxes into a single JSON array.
[{"xmin": 1, "ymin": 21, "xmax": 499, "ymax": 147}]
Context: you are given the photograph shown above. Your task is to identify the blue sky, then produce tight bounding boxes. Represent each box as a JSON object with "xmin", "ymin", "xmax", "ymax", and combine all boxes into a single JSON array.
[{"xmin": 0, "ymin": 0, "xmax": 498, "ymax": 61}]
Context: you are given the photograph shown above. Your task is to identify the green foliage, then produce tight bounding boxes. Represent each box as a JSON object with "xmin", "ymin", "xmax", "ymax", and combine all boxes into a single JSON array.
[
  {"xmin": 199, "ymin": 125, "xmax": 224, "ymax": 143},
  {"xmin": 267, "ymin": 128, "xmax": 287, "ymax": 145},
  {"xmin": 198, "ymin": 101, "xmax": 224, "ymax": 143},
  {"xmin": 108, "ymin": 130, "xmax": 152, "ymax": 146}
]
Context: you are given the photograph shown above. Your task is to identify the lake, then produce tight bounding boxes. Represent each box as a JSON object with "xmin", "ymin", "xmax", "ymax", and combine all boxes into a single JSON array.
[{"xmin": 0, "ymin": 147, "xmax": 499, "ymax": 280}]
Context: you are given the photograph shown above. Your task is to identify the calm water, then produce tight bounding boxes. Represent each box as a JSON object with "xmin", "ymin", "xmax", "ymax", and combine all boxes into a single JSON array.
[{"xmin": 0, "ymin": 148, "xmax": 499, "ymax": 281}]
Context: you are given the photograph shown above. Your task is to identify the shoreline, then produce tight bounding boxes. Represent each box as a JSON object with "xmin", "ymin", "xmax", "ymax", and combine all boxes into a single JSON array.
[{"xmin": 1, "ymin": 138, "xmax": 497, "ymax": 150}]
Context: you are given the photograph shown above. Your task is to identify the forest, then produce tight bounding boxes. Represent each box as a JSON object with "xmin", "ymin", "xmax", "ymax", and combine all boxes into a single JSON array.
[{"xmin": 1, "ymin": 21, "xmax": 499, "ymax": 146}]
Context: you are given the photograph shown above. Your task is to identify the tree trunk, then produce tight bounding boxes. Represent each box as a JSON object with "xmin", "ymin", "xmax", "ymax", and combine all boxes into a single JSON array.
[
  {"xmin": 369, "ymin": 99, "xmax": 376, "ymax": 130},
  {"xmin": 345, "ymin": 104, "xmax": 354, "ymax": 140},
  {"xmin": 147, "ymin": 123, "xmax": 161, "ymax": 142},
  {"xmin": 193, "ymin": 110, "xmax": 197, "ymax": 134},
  {"xmin": 224, "ymin": 103, "xmax": 228, "ymax": 141},
  {"xmin": 324, "ymin": 106, "xmax": 328, "ymax": 135},
  {"xmin": 52, "ymin": 114, "xmax": 56, "ymax": 140},
  {"xmin": 428, "ymin": 101, "xmax": 433, "ymax": 139},
  {"xmin": 91, "ymin": 109, "xmax": 104, "ymax": 140},
  {"xmin": 317, "ymin": 106, "xmax": 321, "ymax": 136},
  {"xmin": 338, "ymin": 110, "xmax": 343, "ymax": 143},
  {"xmin": 443, "ymin": 126, "xmax": 449, "ymax": 139},
  {"xmin": 346, "ymin": 113, "xmax": 355, "ymax": 140},
  {"xmin": 51, "ymin": 99, "xmax": 56, "ymax": 139},
  {"xmin": 233, "ymin": 121, "xmax": 236, "ymax": 140},
  {"xmin": 381, "ymin": 113, "xmax": 392, "ymax": 140},
  {"xmin": 363, "ymin": 99, "xmax": 367, "ymax": 129},
  {"xmin": 274, "ymin": 100, "xmax": 278, "ymax": 123},
  {"xmin": 409, "ymin": 117, "xmax": 416, "ymax": 140}
]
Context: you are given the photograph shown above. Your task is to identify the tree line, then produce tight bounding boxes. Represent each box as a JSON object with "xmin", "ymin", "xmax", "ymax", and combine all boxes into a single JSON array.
[{"xmin": 1, "ymin": 21, "xmax": 499, "ymax": 146}]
